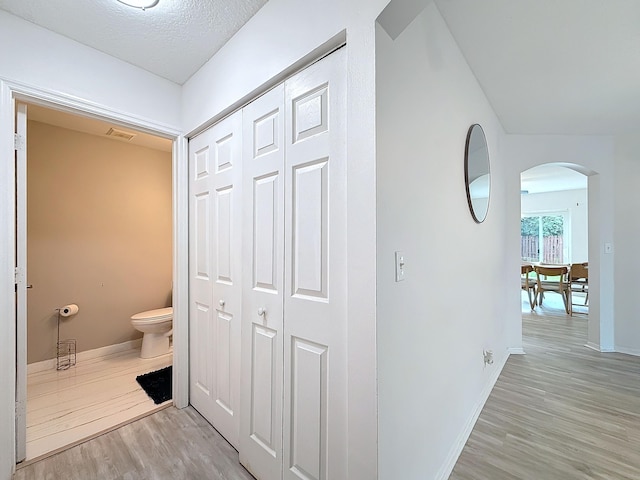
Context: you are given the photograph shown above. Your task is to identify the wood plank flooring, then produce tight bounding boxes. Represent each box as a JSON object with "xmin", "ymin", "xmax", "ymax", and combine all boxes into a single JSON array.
[
  {"xmin": 14, "ymin": 406, "xmax": 254, "ymax": 480},
  {"xmin": 25, "ymin": 348, "xmax": 172, "ymax": 462},
  {"xmin": 450, "ymin": 293, "xmax": 640, "ymax": 479},
  {"xmin": 18, "ymin": 292, "xmax": 636, "ymax": 480}
]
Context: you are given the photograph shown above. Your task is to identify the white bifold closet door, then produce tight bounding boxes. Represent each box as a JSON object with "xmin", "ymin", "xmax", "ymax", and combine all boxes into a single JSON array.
[
  {"xmin": 189, "ymin": 47, "xmax": 347, "ymax": 480},
  {"xmin": 240, "ymin": 47, "xmax": 348, "ymax": 480},
  {"xmin": 188, "ymin": 111, "xmax": 242, "ymax": 449},
  {"xmin": 282, "ymin": 46, "xmax": 348, "ymax": 480},
  {"xmin": 239, "ymin": 84, "xmax": 286, "ymax": 480}
]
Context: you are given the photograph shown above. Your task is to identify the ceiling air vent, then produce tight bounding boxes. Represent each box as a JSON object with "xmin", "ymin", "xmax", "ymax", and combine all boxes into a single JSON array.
[{"xmin": 105, "ymin": 127, "xmax": 137, "ymax": 141}]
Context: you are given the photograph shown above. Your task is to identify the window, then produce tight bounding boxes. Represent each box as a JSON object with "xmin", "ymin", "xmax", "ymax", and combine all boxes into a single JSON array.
[{"xmin": 521, "ymin": 212, "xmax": 569, "ymax": 263}]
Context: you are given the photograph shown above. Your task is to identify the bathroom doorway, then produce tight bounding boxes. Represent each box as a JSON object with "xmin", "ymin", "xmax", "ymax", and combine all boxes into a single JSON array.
[{"xmin": 17, "ymin": 102, "xmax": 175, "ymax": 463}]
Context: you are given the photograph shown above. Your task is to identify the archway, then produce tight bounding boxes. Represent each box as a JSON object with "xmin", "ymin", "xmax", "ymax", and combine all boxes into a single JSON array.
[
  {"xmin": 520, "ymin": 164, "xmax": 589, "ymax": 326},
  {"xmin": 518, "ymin": 162, "xmax": 606, "ymax": 352}
]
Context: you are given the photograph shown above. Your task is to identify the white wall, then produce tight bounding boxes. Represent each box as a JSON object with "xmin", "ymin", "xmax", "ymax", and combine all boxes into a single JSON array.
[
  {"xmin": 520, "ymin": 188, "xmax": 589, "ymax": 263},
  {"xmin": 0, "ymin": 11, "xmax": 181, "ymax": 479},
  {"xmin": 613, "ymin": 134, "xmax": 640, "ymax": 355},
  {"xmin": 504, "ymin": 135, "xmax": 615, "ymax": 352},
  {"xmin": 182, "ymin": 1, "xmax": 389, "ymax": 478},
  {"xmin": 183, "ymin": 0, "xmax": 381, "ymax": 133},
  {"xmin": 0, "ymin": 11, "xmax": 181, "ymax": 127},
  {"xmin": 376, "ymin": 4, "xmax": 509, "ymax": 478}
]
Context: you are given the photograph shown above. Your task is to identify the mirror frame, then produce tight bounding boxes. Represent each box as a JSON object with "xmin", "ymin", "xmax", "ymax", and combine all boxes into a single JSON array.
[{"xmin": 464, "ymin": 124, "xmax": 491, "ymax": 223}]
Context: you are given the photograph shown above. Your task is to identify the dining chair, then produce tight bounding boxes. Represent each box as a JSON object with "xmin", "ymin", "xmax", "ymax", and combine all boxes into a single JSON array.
[
  {"xmin": 570, "ymin": 262, "xmax": 589, "ymax": 309},
  {"xmin": 521, "ymin": 264, "xmax": 536, "ymax": 310},
  {"xmin": 534, "ymin": 265, "xmax": 571, "ymax": 315}
]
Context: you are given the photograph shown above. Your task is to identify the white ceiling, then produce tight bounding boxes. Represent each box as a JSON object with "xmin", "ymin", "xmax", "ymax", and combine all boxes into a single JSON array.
[
  {"xmin": 1, "ymin": 0, "xmax": 637, "ymax": 135},
  {"xmin": 0, "ymin": 0, "xmax": 268, "ymax": 84},
  {"xmin": 521, "ymin": 165, "xmax": 587, "ymax": 194},
  {"xmin": 434, "ymin": 0, "xmax": 640, "ymax": 135}
]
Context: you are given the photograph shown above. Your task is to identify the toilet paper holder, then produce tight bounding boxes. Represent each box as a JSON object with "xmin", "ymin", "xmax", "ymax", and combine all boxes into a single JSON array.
[{"xmin": 55, "ymin": 305, "xmax": 77, "ymax": 371}]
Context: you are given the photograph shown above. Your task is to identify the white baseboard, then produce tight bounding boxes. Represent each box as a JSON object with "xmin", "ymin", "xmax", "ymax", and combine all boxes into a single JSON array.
[
  {"xmin": 27, "ymin": 359, "xmax": 57, "ymax": 374},
  {"xmin": 584, "ymin": 342, "xmax": 615, "ymax": 353},
  {"xmin": 508, "ymin": 347, "xmax": 526, "ymax": 355},
  {"xmin": 435, "ymin": 350, "xmax": 510, "ymax": 480},
  {"xmin": 613, "ymin": 345, "xmax": 640, "ymax": 357},
  {"xmin": 27, "ymin": 338, "xmax": 142, "ymax": 374},
  {"xmin": 584, "ymin": 342, "xmax": 600, "ymax": 352}
]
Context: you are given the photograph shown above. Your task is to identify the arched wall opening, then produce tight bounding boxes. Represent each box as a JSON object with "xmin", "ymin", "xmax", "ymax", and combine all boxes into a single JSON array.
[
  {"xmin": 519, "ymin": 163, "xmax": 591, "ymax": 334},
  {"xmin": 521, "ymin": 164, "xmax": 589, "ymax": 265},
  {"xmin": 504, "ymin": 134, "xmax": 615, "ymax": 355}
]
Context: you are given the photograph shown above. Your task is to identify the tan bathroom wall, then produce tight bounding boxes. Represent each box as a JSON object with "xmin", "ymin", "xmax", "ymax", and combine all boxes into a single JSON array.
[{"xmin": 27, "ymin": 120, "xmax": 172, "ymax": 364}]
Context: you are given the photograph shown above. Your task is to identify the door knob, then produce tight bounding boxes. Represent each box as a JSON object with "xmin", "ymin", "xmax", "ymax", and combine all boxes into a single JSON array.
[
  {"xmin": 257, "ymin": 307, "xmax": 266, "ymax": 316},
  {"xmin": 26, "ymin": 285, "xmax": 33, "ymax": 289},
  {"xmin": 219, "ymin": 299, "xmax": 225, "ymax": 307}
]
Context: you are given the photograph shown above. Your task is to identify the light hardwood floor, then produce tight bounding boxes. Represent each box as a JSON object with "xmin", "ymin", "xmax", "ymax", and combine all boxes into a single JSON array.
[
  {"xmin": 25, "ymin": 348, "xmax": 172, "ymax": 462},
  {"xmin": 14, "ymin": 406, "xmax": 254, "ymax": 480},
  {"xmin": 450, "ymin": 293, "xmax": 640, "ymax": 479},
  {"xmin": 18, "ymin": 293, "xmax": 637, "ymax": 480}
]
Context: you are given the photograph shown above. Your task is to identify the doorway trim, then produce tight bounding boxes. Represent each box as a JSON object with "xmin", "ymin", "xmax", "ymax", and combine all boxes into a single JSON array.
[{"xmin": 0, "ymin": 78, "xmax": 188, "ymax": 471}]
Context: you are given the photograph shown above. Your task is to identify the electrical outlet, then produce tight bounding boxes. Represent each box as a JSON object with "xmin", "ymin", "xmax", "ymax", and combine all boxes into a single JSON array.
[{"xmin": 483, "ymin": 350, "xmax": 494, "ymax": 366}]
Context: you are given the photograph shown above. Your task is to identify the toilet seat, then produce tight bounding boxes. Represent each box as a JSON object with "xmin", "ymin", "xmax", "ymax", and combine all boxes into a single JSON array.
[{"xmin": 131, "ymin": 307, "xmax": 172, "ymax": 323}]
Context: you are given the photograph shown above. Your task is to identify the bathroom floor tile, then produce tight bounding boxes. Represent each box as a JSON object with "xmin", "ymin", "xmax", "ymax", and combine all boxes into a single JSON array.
[{"xmin": 25, "ymin": 348, "xmax": 172, "ymax": 462}]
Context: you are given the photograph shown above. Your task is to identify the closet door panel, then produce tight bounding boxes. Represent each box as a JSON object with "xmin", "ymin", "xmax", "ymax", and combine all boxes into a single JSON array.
[
  {"xmin": 240, "ymin": 85, "xmax": 285, "ymax": 480},
  {"xmin": 292, "ymin": 159, "xmax": 328, "ymax": 298},
  {"xmin": 215, "ymin": 310, "xmax": 233, "ymax": 413},
  {"xmin": 195, "ymin": 193, "xmax": 211, "ymax": 279},
  {"xmin": 290, "ymin": 338, "xmax": 327, "ymax": 480},
  {"xmin": 253, "ymin": 174, "xmax": 278, "ymax": 291},
  {"xmin": 189, "ymin": 139, "xmax": 214, "ymax": 412},
  {"xmin": 192, "ymin": 302, "xmax": 212, "ymax": 398},
  {"xmin": 250, "ymin": 324, "xmax": 277, "ymax": 450},
  {"xmin": 215, "ymin": 186, "xmax": 233, "ymax": 282},
  {"xmin": 189, "ymin": 111, "xmax": 242, "ymax": 449},
  {"xmin": 283, "ymin": 47, "xmax": 348, "ymax": 480}
]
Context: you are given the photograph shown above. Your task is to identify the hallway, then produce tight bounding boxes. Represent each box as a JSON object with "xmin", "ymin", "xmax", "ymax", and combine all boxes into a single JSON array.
[{"xmin": 450, "ymin": 295, "xmax": 640, "ymax": 479}]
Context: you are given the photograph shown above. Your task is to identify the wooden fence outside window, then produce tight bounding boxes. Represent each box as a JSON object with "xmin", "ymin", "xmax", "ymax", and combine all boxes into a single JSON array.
[{"xmin": 521, "ymin": 235, "xmax": 563, "ymax": 264}]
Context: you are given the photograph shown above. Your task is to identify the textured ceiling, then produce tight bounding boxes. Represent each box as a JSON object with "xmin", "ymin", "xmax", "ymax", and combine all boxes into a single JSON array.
[
  {"xmin": 2, "ymin": 0, "xmax": 638, "ymax": 135},
  {"xmin": 0, "ymin": 0, "xmax": 268, "ymax": 84},
  {"xmin": 434, "ymin": 0, "xmax": 640, "ymax": 134}
]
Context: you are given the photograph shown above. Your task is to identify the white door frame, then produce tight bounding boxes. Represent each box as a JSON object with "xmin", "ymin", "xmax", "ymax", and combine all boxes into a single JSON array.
[
  {"xmin": 14, "ymin": 102, "xmax": 27, "ymax": 463},
  {"xmin": 0, "ymin": 78, "xmax": 189, "ymax": 471}
]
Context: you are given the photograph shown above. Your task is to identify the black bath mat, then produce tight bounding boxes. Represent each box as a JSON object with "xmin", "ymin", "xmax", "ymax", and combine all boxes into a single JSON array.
[{"xmin": 136, "ymin": 366, "xmax": 172, "ymax": 404}]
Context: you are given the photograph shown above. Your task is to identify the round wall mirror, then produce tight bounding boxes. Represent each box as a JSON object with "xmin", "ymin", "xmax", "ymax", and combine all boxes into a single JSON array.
[{"xmin": 464, "ymin": 124, "xmax": 490, "ymax": 223}]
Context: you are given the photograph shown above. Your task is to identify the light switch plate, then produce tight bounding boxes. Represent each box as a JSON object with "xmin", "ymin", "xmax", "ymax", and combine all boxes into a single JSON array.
[
  {"xmin": 604, "ymin": 243, "xmax": 613, "ymax": 254},
  {"xmin": 395, "ymin": 251, "xmax": 405, "ymax": 282}
]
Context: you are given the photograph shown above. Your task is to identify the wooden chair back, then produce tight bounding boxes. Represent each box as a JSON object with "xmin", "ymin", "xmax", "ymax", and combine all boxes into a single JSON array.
[
  {"xmin": 569, "ymin": 262, "xmax": 589, "ymax": 312},
  {"xmin": 521, "ymin": 264, "xmax": 534, "ymax": 282},
  {"xmin": 521, "ymin": 264, "xmax": 536, "ymax": 309},
  {"xmin": 535, "ymin": 265, "xmax": 568, "ymax": 281},
  {"xmin": 534, "ymin": 265, "xmax": 571, "ymax": 314},
  {"xmin": 570, "ymin": 263, "xmax": 588, "ymax": 281}
]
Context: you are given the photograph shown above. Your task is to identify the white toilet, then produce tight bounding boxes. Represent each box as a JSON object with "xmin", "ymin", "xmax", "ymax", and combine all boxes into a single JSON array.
[{"xmin": 130, "ymin": 307, "xmax": 173, "ymax": 359}]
